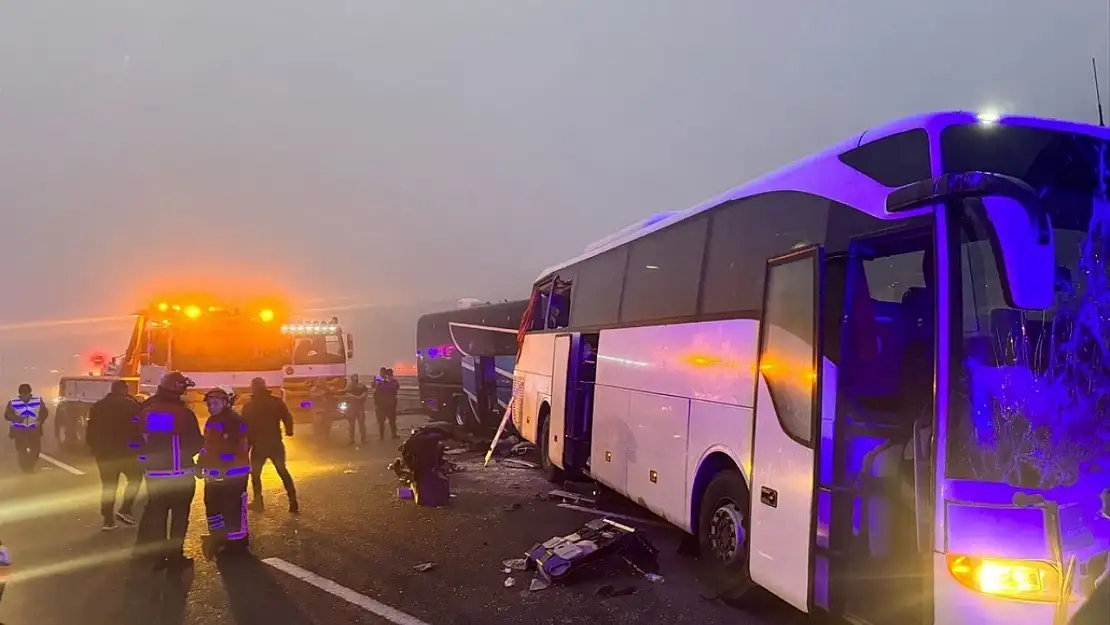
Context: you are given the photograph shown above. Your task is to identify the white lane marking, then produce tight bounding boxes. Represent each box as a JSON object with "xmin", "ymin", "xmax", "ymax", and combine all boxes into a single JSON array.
[
  {"xmin": 39, "ymin": 453, "xmax": 86, "ymax": 476},
  {"xmin": 263, "ymin": 557, "xmax": 432, "ymax": 625},
  {"xmin": 556, "ymin": 503, "xmax": 670, "ymax": 527}
]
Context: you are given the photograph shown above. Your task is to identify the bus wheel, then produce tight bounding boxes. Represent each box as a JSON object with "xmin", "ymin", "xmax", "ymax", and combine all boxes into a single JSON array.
[
  {"xmin": 538, "ymin": 416, "xmax": 564, "ymax": 484},
  {"xmin": 454, "ymin": 400, "xmax": 476, "ymax": 431},
  {"xmin": 697, "ymin": 470, "xmax": 754, "ymax": 603}
]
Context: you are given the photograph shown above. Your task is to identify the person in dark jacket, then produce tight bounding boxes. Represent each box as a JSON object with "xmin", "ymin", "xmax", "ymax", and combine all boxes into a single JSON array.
[
  {"xmin": 345, "ymin": 374, "xmax": 369, "ymax": 446},
  {"xmin": 241, "ymin": 378, "xmax": 298, "ymax": 514},
  {"xmin": 197, "ymin": 386, "xmax": 251, "ymax": 560},
  {"xmin": 134, "ymin": 371, "xmax": 204, "ymax": 573},
  {"xmin": 373, "ymin": 369, "xmax": 401, "ymax": 441},
  {"xmin": 87, "ymin": 379, "xmax": 143, "ymax": 530},
  {"xmin": 5, "ymin": 383, "xmax": 49, "ymax": 473}
]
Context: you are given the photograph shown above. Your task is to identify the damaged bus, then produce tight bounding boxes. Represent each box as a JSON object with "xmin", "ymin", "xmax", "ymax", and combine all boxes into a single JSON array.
[{"xmin": 510, "ymin": 111, "xmax": 1110, "ymax": 624}]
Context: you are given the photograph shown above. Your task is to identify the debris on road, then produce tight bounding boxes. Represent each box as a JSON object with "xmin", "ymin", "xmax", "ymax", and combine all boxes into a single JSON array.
[
  {"xmin": 596, "ymin": 584, "xmax": 638, "ymax": 598},
  {"xmin": 529, "ymin": 575, "xmax": 551, "ymax": 592},
  {"xmin": 520, "ymin": 517, "xmax": 660, "ymax": 585},
  {"xmin": 503, "ymin": 577, "xmax": 516, "ymax": 588},
  {"xmin": 502, "ymin": 459, "xmax": 537, "ymax": 469},
  {"xmin": 503, "ymin": 558, "xmax": 528, "ymax": 571},
  {"xmin": 389, "ymin": 427, "xmax": 452, "ymax": 507},
  {"xmin": 554, "ymin": 503, "xmax": 670, "ymax": 528},
  {"xmin": 413, "ymin": 562, "xmax": 438, "ymax": 573},
  {"xmin": 544, "ymin": 489, "xmax": 596, "ymax": 505},
  {"xmin": 507, "ymin": 441, "xmax": 534, "ymax": 457},
  {"xmin": 444, "ymin": 448, "xmax": 468, "ymax": 456}
]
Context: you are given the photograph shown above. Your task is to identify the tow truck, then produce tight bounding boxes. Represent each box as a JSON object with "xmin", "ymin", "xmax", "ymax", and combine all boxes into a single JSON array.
[
  {"xmin": 54, "ymin": 298, "xmax": 291, "ymax": 448},
  {"xmin": 278, "ymin": 319, "xmax": 355, "ymax": 422}
]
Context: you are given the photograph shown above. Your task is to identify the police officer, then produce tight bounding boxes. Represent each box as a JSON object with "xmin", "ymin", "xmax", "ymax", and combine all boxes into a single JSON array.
[
  {"xmin": 345, "ymin": 374, "xmax": 369, "ymax": 446},
  {"xmin": 4, "ymin": 384, "xmax": 49, "ymax": 473},
  {"xmin": 134, "ymin": 371, "xmax": 204, "ymax": 573},
  {"xmin": 198, "ymin": 386, "xmax": 251, "ymax": 560}
]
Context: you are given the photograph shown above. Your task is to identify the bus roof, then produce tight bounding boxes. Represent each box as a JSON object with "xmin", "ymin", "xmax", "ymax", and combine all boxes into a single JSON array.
[{"xmin": 536, "ymin": 110, "xmax": 1108, "ymax": 283}]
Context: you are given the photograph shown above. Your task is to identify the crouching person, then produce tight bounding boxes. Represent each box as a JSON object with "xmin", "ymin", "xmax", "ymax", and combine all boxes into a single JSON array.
[{"xmin": 198, "ymin": 386, "xmax": 251, "ymax": 560}]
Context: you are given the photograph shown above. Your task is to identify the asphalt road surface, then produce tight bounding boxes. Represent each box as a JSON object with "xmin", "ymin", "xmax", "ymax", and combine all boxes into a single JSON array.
[{"xmin": 0, "ymin": 413, "xmax": 800, "ymax": 625}]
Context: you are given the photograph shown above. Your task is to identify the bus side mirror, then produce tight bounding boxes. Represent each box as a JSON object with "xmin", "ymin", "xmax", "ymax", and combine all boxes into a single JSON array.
[
  {"xmin": 887, "ymin": 172, "xmax": 1054, "ymax": 311},
  {"xmin": 346, "ymin": 333, "xmax": 354, "ymax": 359},
  {"xmin": 980, "ymin": 196, "xmax": 1054, "ymax": 311}
]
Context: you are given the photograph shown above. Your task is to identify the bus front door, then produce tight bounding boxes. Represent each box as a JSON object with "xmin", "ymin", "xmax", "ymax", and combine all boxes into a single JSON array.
[{"xmin": 748, "ymin": 246, "xmax": 824, "ymax": 614}]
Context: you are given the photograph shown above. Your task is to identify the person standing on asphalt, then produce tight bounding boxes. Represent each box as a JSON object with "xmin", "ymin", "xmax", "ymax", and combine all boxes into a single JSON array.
[
  {"xmin": 241, "ymin": 378, "xmax": 298, "ymax": 514},
  {"xmin": 87, "ymin": 379, "xmax": 144, "ymax": 530},
  {"xmin": 4, "ymin": 384, "xmax": 48, "ymax": 473},
  {"xmin": 345, "ymin": 374, "xmax": 369, "ymax": 446},
  {"xmin": 374, "ymin": 368, "xmax": 401, "ymax": 441},
  {"xmin": 197, "ymin": 386, "xmax": 251, "ymax": 560},
  {"xmin": 135, "ymin": 371, "xmax": 204, "ymax": 573}
]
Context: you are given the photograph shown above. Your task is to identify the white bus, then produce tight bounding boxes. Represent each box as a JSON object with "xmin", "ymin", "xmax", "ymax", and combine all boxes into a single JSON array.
[{"xmin": 511, "ymin": 111, "xmax": 1110, "ymax": 625}]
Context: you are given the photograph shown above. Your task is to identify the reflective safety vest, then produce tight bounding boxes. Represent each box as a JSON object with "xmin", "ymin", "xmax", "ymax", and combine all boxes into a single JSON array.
[{"xmin": 9, "ymin": 397, "xmax": 42, "ymax": 430}]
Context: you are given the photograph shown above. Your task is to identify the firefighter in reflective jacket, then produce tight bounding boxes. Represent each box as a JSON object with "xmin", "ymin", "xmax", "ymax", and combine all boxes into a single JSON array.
[
  {"xmin": 198, "ymin": 386, "xmax": 251, "ymax": 560},
  {"xmin": 4, "ymin": 384, "xmax": 49, "ymax": 473},
  {"xmin": 135, "ymin": 371, "xmax": 204, "ymax": 573}
]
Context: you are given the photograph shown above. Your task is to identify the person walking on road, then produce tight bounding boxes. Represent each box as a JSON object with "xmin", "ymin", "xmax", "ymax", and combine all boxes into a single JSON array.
[
  {"xmin": 4, "ymin": 384, "xmax": 49, "ymax": 473},
  {"xmin": 241, "ymin": 378, "xmax": 298, "ymax": 514},
  {"xmin": 134, "ymin": 371, "xmax": 204, "ymax": 573},
  {"xmin": 345, "ymin": 374, "xmax": 369, "ymax": 446},
  {"xmin": 374, "ymin": 368, "xmax": 401, "ymax": 441},
  {"xmin": 87, "ymin": 379, "xmax": 144, "ymax": 530}
]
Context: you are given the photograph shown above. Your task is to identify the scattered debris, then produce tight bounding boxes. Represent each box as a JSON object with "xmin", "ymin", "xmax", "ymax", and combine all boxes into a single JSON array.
[
  {"xmin": 413, "ymin": 562, "xmax": 438, "ymax": 573},
  {"xmin": 503, "ymin": 459, "xmax": 537, "ymax": 469},
  {"xmin": 596, "ymin": 584, "xmax": 638, "ymax": 598},
  {"xmin": 397, "ymin": 486, "xmax": 414, "ymax": 500},
  {"xmin": 529, "ymin": 575, "xmax": 551, "ymax": 592},
  {"xmin": 444, "ymin": 448, "xmax": 468, "ymax": 456},
  {"xmin": 501, "ymin": 567, "xmax": 512, "ymax": 574},
  {"xmin": 644, "ymin": 573, "xmax": 664, "ymax": 584},
  {"xmin": 522, "ymin": 517, "xmax": 660, "ymax": 585},
  {"xmin": 503, "ymin": 577, "xmax": 516, "ymax": 588},
  {"xmin": 546, "ymin": 489, "xmax": 596, "ymax": 505},
  {"xmin": 502, "ymin": 558, "xmax": 528, "ymax": 571},
  {"xmin": 555, "ymin": 503, "xmax": 670, "ymax": 528},
  {"xmin": 502, "ymin": 503, "xmax": 522, "ymax": 513},
  {"xmin": 507, "ymin": 442, "xmax": 534, "ymax": 457}
]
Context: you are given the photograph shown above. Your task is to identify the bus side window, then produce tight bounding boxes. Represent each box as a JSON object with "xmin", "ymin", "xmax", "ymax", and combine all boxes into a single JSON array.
[{"xmin": 547, "ymin": 277, "xmax": 572, "ymax": 329}]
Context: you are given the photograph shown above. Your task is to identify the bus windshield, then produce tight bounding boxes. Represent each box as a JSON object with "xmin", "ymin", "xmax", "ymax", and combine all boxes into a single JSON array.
[
  {"xmin": 943, "ymin": 122, "xmax": 1110, "ymax": 489},
  {"xmin": 169, "ymin": 321, "xmax": 289, "ymax": 372}
]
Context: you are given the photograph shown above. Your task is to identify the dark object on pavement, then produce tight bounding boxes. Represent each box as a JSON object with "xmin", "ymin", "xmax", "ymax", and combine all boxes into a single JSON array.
[
  {"xmin": 388, "ymin": 426, "xmax": 451, "ymax": 507},
  {"xmin": 524, "ymin": 517, "xmax": 659, "ymax": 584},
  {"xmin": 413, "ymin": 562, "xmax": 438, "ymax": 573},
  {"xmin": 596, "ymin": 584, "xmax": 638, "ymax": 598}
]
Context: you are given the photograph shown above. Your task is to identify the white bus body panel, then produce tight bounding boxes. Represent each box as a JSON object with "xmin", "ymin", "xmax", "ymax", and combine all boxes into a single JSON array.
[
  {"xmin": 285, "ymin": 363, "xmax": 346, "ymax": 378},
  {"xmin": 591, "ymin": 319, "xmax": 759, "ymax": 531},
  {"xmin": 547, "ymin": 335, "xmax": 572, "ymax": 469},
  {"xmin": 514, "ymin": 332, "xmax": 556, "ymax": 443},
  {"xmin": 185, "ymin": 370, "xmax": 284, "ymax": 391}
]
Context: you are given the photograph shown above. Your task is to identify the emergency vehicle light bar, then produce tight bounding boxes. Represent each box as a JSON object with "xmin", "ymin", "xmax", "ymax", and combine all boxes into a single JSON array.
[{"xmin": 281, "ymin": 323, "xmax": 339, "ymax": 335}]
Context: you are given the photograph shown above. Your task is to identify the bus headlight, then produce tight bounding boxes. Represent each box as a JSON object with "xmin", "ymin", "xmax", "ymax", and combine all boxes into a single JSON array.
[{"xmin": 947, "ymin": 554, "xmax": 1061, "ymax": 602}]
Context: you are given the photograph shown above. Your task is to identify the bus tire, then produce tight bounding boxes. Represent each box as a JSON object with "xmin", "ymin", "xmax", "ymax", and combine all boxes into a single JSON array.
[
  {"xmin": 696, "ymin": 469, "xmax": 755, "ymax": 603},
  {"xmin": 538, "ymin": 414, "xmax": 564, "ymax": 484},
  {"xmin": 454, "ymin": 398, "xmax": 477, "ymax": 431}
]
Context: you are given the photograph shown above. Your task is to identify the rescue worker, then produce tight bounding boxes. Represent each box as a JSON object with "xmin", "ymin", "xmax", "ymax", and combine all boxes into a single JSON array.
[
  {"xmin": 345, "ymin": 374, "xmax": 369, "ymax": 446},
  {"xmin": 241, "ymin": 378, "xmax": 298, "ymax": 514},
  {"xmin": 87, "ymin": 379, "xmax": 143, "ymax": 530},
  {"xmin": 134, "ymin": 371, "xmax": 204, "ymax": 573},
  {"xmin": 4, "ymin": 384, "xmax": 48, "ymax": 473},
  {"xmin": 374, "ymin": 369, "xmax": 401, "ymax": 441},
  {"xmin": 0, "ymin": 539, "xmax": 9, "ymax": 603},
  {"xmin": 198, "ymin": 386, "xmax": 251, "ymax": 560},
  {"xmin": 309, "ymin": 379, "xmax": 335, "ymax": 443}
]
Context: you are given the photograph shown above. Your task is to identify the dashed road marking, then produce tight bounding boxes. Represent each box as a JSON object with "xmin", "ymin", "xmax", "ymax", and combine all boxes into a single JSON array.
[
  {"xmin": 263, "ymin": 557, "xmax": 432, "ymax": 625},
  {"xmin": 39, "ymin": 453, "xmax": 86, "ymax": 476}
]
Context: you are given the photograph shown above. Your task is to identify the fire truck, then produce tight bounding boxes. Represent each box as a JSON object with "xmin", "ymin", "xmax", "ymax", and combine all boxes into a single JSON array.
[
  {"xmin": 278, "ymin": 319, "xmax": 355, "ymax": 422},
  {"xmin": 54, "ymin": 298, "xmax": 294, "ymax": 448}
]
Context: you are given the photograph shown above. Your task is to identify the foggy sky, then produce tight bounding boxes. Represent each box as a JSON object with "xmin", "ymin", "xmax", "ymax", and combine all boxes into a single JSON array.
[{"xmin": 1, "ymin": 1, "xmax": 1107, "ymax": 377}]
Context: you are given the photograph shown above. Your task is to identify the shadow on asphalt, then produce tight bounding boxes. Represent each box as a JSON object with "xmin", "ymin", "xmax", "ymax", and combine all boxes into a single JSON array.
[
  {"xmin": 111, "ymin": 557, "xmax": 191, "ymax": 625},
  {"xmin": 216, "ymin": 554, "xmax": 315, "ymax": 625}
]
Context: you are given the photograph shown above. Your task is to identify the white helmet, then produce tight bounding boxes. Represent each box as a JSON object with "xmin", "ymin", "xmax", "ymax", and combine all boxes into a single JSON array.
[{"xmin": 219, "ymin": 385, "xmax": 237, "ymax": 406}]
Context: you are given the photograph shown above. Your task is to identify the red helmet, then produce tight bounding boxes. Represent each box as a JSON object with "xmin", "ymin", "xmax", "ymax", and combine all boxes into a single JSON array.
[{"xmin": 158, "ymin": 371, "xmax": 195, "ymax": 394}]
